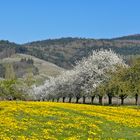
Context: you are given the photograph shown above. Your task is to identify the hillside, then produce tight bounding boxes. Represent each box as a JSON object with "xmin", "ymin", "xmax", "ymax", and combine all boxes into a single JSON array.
[
  {"xmin": 16, "ymin": 54, "xmax": 64, "ymax": 77},
  {"xmin": 23, "ymin": 36, "xmax": 140, "ymax": 68},
  {"xmin": 0, "ymin": 40, "xmax": 26, "ymax": 59},
  {"xmin": 112, "ymin": 34, "xmax": 140, "ymax": 41},
  {"xmin": 1, "ymin": 34, "xmax": 140, "ymax": 69},
  {"xmin": 0, "ymin": 53, "xmax": 64, "ymax": 76}
]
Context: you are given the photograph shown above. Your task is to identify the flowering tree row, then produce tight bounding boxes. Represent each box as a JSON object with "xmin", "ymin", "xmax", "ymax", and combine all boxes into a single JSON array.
[{"xmin": 31, "ymin": 50, "xmax": 126, "ymax": 104}]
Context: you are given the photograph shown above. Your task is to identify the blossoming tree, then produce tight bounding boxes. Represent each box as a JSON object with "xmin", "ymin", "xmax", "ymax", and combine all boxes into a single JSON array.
[{"xmin": 32, "ymin": 50, "xmax": 126, "ymax": 103}]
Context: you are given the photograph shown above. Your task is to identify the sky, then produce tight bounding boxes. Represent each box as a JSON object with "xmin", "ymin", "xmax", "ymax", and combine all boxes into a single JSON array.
[{"xmin": 0, "ymin": 0, "xmax": 140, "ymax": 44}]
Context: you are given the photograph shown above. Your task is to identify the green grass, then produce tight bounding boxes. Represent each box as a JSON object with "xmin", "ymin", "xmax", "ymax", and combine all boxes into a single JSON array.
[{"xmin": 0, "ymin": 101, "xmax": 140, "ymax": 139}]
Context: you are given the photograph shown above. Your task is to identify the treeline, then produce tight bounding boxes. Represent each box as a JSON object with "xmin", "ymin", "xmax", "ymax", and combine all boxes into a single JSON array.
[
  {"xmin": 1, "ymin": 50, "xmax": 140, "ymax": 106},
  {"xmin": 32, "ymin": 50, "xmax": 127, "ymax": 104},
  {"xmin": 96, "ymin": 59, "xmax": 140, "ymax": 105},
  {"xmin": 23, "ymin": 37, "xmax": 140, "ymax": 68},
  {"xmin": 43, "ymin": 59, "xmax": 140, "ymax": 105},
  {"xmin": 20, "ymin": 58, "xmax": 34, "ymax": 65},
  {"xmin": 2, "ymin": 37, "xmax": 140, "ymax": 69},
  {"xmin": 32, "ymin": 50, "xmax": 140, "ymax": 105}
]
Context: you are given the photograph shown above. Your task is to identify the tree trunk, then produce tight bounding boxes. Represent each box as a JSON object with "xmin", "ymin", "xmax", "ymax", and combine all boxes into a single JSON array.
[
  {"xmin": 76, "ymin": 97, "xmax": 80, "ymax": 103},
  {"xmin": 121, "ymin": 97, "xmax": 124, "ymax": 105},
  {"xmin": 13, "ymin": 97, "xmax": 16, "ymax": 100},
  {"xmin": 69, "ymin": 97, "xmax": 72, "ymax": 103},
  {"xmin": 99, "ymin": 96, "xmax": 103, "ymax": 105},
  {"xmin": 135, "ymin": 94, "xmax": 138, "ymax": 105},
  {"xmin": 62, "ymin": 97, "xmax": 65, "ymax": 103},
  {"xmin": 83, "ymin": 96, "xmax": 86, "ymax": 104},
  {"xmin": 57, "ymin": 98, "xmax": 59, "ymax": 102},
  {"xmin": 91, "ymin": 96, "xmax": 95, "ymax": 104},
  {"xmin": 52, "ymin": 98, "xmax": 54, "ymax": 102},
  {"xmin": 108, "ymin": 96, "xmax": 112, "ymax": 105}
]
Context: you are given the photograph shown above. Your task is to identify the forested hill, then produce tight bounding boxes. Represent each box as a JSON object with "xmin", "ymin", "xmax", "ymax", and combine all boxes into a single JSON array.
[
  {"xmin": 112, "ymin": 34, "xmax": 140, "ymax": 41},
  {"xmin": 0, "ymin": 40, "xmax": 26, "ymax": 59},
  {"xmin": 23, "ymin": 35, "xmax": 140, "ymax": 68},
  {"xmin": 1, "ymin": 34, "xmax": 140, "ymax": 69}
]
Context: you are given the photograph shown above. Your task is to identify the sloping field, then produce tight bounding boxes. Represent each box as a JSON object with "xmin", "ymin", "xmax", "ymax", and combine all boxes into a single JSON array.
[
  {"xmin": 0, "ymin": 102, "xmax": 140, "ymax": 139},
  {"xmin": 0, "ymin": 53, "xmax": 64, "ymax": 77}
]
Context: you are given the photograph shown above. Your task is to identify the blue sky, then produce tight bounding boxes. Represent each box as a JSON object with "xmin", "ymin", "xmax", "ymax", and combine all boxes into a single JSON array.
[{"xmin": 0, "ymin": 0, "xmax": 140, "ymax": 43}]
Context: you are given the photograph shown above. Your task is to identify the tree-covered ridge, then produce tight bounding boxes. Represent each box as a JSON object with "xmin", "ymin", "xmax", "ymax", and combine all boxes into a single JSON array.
[
  {"xmin": 113, "ymin": 34, "xmax": 140, "ymax": 40},
  {"xmin": 23, "ymin": 36, "xmax": 140, "ymax": 68},
  {"xmin": 1, "ymin": 34, "xmax": 140, "ymax": 69},
  {"xmin": 0, "ymin": 40, "xmax": 26, "ymax": 59}
]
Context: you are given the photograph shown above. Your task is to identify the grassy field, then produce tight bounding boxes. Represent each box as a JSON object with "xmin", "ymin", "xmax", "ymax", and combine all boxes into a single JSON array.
[
  {"xmin": 0, "ymin": 102, "xmax": 140, "ymax": 140},
  {"xmin": 0, "ymin": 53, "xmax": 64, "ymax": 77}
]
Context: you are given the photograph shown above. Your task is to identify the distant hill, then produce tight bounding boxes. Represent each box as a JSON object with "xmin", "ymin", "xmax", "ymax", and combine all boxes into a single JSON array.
[
  {"xmin": 22, "ymin": 36, "xmax": 140, "ymax": 68},
  {"xmin": 0, "ymin": 54, "xmax": 63, "ymax": 79},
  {"xmin": 1, "ymin": 34, "xmax": 140, "ymax": 69},
  {"xmin": 0, "ymin": 40, "xmax": 26, "ymax": 59},
  {"xmin": 112, "ymin": 34, "xmax": 140, "ymax": 41}
]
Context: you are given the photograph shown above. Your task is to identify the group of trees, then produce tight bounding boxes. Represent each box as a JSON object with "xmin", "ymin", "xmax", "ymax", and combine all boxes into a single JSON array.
[
  {"xmin": 0, "ymin": 73, "xmax": 35, "ymax": 101},
  {"xmin": 101, "ymin": 58, "xmax": 140, "ymax": 105},
  {"xmin": 32, "ymin": 50, "xmax": 129, "ymax": 105},
  {"xmin": 1, "ymin": 49, "xmax": 140, "ymax": 105},
  {"xmin": 0, "ymin": 77, "xmax": 35, "ymax": 100},
  {"xmin": 0, "ymin": 58, "xmax": 38, "ymax": 79},
  {"xmin": 0, "ymin": 59, "xmax": 37, "ymax": 100},
  {"xmin": 20, "ymin": 58, "xmax": 34, "ymax": 65}
]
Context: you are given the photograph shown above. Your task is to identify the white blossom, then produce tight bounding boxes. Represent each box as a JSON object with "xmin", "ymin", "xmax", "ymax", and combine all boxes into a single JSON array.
[{"xmin": 31, "ymin": 50, "xmax": 126, "ymax": 100}]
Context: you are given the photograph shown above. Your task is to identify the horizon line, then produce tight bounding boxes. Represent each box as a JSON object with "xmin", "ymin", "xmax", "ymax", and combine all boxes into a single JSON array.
[{"xmin": 0, "ymin": 33, "xmax": 139, "ymax": 44}]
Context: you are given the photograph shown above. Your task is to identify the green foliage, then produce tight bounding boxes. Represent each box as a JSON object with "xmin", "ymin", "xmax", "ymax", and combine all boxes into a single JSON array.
[
  {"xmin": 98, "ymin": 59, "xmax": 140, "ymax": 104},
  {"xmin": 0, "ymin": 79, "xmax": 32, "ymax": 100},
  {"xmin": 0, "ymin": 79, "xmax": 18, "ymax": 100}
]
